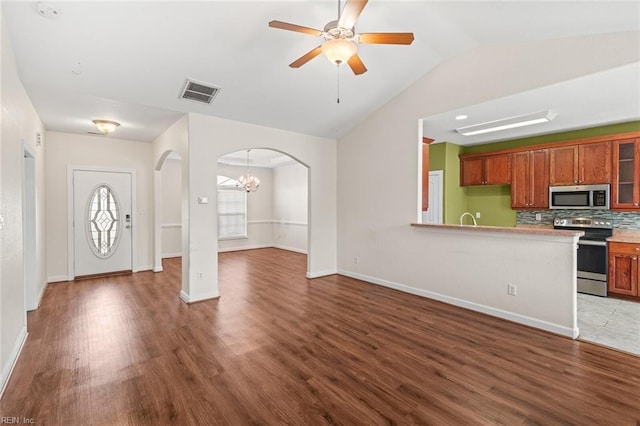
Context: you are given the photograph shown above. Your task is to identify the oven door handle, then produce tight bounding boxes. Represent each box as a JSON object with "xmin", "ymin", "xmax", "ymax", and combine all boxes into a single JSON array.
[{"xmin": 577, "ymin": 240, "xmax": 607, "ymax": 247}]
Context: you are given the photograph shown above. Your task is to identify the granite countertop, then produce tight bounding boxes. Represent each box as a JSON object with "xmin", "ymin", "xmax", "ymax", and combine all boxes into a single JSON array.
[
  {"xmin": 411, "ymin": 223, "xmax": 584, "ymax": 237},
  {"xmin": 608, "ymin": 229, "xmax": 640, "ymax": 244}
]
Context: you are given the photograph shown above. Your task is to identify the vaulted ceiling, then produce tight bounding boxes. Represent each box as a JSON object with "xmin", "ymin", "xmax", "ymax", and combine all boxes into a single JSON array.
[{"xmin": 3, "ymin": 1, "xmax": 639, "ymax": 143}]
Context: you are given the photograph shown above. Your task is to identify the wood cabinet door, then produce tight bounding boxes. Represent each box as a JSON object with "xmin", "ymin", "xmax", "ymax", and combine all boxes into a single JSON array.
[
  {"xmin": 460, "ymin": 157, "xmax": 484, "ymax": 186},
  {"xmin": 549, "ymin": 146, "xmax": 578, "ymax": 185},
  {"xmin": 611, "ymin": 138, "xmax": 640, "ymax": 209},
  {"xmin": 579, "ymin": 142, "xmax": 611, "ymax": 184},
  {"xmin": 510, "ymin": 152, "xmax": 529, "ymax": 208},
  {"xmin": 484, "ymin": 154, "xmax": 511, "ymax": 185},
  {"xmin": 529, "ymin": 149, "xmax": 550, "ymax": 208},
  {"xmin": 608, "ymin": 252, "xmax": 638, "ymax": 296}
]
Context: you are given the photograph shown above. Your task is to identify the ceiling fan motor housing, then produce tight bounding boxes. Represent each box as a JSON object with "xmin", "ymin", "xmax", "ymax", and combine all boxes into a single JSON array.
[{"xmin": 323, "ymin": 20, "xmax": 355, "ymax": 41}]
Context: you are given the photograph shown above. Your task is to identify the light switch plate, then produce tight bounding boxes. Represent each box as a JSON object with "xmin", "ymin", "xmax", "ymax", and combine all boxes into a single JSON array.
[{"xmin": 198, "ymin": 197, "xmax": 208, "ymax": 204}]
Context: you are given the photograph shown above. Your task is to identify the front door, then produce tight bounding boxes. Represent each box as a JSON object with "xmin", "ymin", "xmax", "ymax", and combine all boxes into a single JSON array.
[{"xmin": 73, "ymin": 170, "xmax": 133, "ymax": 277}]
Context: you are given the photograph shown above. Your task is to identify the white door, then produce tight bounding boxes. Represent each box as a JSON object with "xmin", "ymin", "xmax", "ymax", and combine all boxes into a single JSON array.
[
  {"xmin": 423, "ymin": 170, "xmax": 443, "ymax": 224},
  {"xmin": 73, "ymin": 170, "xmax": 133, "ymax": 277}
]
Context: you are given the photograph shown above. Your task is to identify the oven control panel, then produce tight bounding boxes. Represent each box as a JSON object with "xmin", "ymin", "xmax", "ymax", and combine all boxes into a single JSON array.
[{"xmin": 553, "ymin": 217, "xmax": 613, "ymax": 229}]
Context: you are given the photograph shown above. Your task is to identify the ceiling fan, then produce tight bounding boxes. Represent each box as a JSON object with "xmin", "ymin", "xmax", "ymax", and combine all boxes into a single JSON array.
[{"xmin": 268, "ymin": 0, "xmax": 414, "ymax": 75}]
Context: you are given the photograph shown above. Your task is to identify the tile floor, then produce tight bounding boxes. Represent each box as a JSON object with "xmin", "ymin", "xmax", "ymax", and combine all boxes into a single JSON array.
[{"xmin": 577, "ymin": 293, "xmax": 640, "ymax": 356}]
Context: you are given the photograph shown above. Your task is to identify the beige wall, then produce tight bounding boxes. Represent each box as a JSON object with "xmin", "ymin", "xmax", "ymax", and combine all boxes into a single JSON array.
[
  {"xmin": 273, "ymin": 163, "xmax": 308, "ymax": 253},
  {"xmin": 45, "ymin": 132, "xmax": 154, "ymax": 280},
  {"xmin": 1, "ymin": 10, "xmax": 47, "ymax": 393},
  {"xmin": 160, "ymin": 157, "xmax": 182, "ymax": 258},
  {"xmin": 336, "ymin": 32, "xmax": 640, "ymax": 337}
]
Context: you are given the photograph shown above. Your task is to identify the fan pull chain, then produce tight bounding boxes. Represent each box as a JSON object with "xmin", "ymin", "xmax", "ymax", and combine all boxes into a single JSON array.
[{"xmin": 336, "ymin": 64, "xmax": 340, "ymax": 104}]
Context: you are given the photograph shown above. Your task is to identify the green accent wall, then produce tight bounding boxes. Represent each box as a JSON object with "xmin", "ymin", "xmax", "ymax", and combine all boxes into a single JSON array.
[
  {"xmin": 466, "ymin": 185, "xmax": 516, "ymax": 226},
  {"xmin": 429, "ymin": 142, "xmax": 467, "ymax": 224},
  {"xmin": 430, "ymin": 120, "xmax": 640, "ymax": 226}
]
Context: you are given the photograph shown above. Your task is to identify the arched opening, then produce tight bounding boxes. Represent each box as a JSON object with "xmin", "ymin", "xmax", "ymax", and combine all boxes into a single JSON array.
[
  {"xmin": 154, "ymin": 151, "xmax": 185, "ymax": 280},
  {"xmin": 216, "ymin": 148, "xmax": 310, "ymax": 284}
]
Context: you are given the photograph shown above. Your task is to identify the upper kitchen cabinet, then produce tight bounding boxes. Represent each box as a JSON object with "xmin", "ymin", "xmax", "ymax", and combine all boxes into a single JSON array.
[
  {"xmin": 611, "ymin": 138, "xmax": 640, "ymax": 209},
  {"xmin": 511, "ymin": 149, "xmax": 549, "ymax": 209},
  {"xmin": 460, "ymin": 153, "xmax": 511, "ymax": 186},
  {"xmin": 549, "ymin": 142, "xmax": 611, "ymax": 185}
]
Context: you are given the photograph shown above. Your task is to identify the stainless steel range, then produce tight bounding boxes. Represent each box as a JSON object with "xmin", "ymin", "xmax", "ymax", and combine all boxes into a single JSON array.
[{"xmin": 554, "ymin": 217, "xmax": 613, "ymax": 297}]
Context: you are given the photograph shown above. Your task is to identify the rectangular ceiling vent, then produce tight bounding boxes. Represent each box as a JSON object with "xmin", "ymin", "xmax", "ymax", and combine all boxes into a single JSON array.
[{"xmin": 180, "ymin": 79, "xmax": 221, "ymax": 105}]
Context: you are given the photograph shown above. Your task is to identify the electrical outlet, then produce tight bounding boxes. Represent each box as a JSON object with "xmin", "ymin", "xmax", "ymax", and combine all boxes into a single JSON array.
[
  {"xmin": 197, "ymin": 272, "xmax": 204, "ymax": 279},
  {"xmin": 353, "ymin": 256, "xmax": 359, "ymax": 264},
  {"xmin": 507, "ymin": 284, "xmax": 517, "ymax": 296},
  {"xmin": 535, "ymin": 213, "xmax": 542, "ymax": 221},
  {"xmin": 475, "ymin": 212, "xmax": 481, "ymax": 219},
  {"xmin": 0, "ymin": 214, "xmax": 4, "ymax": 230}
]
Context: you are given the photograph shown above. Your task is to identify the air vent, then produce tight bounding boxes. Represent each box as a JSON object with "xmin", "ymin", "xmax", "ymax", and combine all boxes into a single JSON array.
[{"xmin": 179, "ymin": 79, "xmax": 220, "ymax": 105}]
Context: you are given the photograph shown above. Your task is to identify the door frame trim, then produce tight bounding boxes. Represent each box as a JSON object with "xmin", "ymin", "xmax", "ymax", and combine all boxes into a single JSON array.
[{"xmin": 67, "ymin": 166, "xmax": 137, "ymax": 280}]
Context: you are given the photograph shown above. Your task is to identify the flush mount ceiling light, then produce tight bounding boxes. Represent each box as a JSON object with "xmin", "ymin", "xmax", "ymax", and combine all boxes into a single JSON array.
[
  {"xmin": 455, "ymin": 110, "xmax": 557, "ymax": 136},
  {"xmin": 92, "ymin": 119, "xmax": 120, "ymax": 135}
]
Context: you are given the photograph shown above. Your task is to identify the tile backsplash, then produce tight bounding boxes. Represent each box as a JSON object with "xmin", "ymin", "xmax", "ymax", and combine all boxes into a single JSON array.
[{"xmin": 517, "ymin": 210, "xmax": 640, "ymax": 229}]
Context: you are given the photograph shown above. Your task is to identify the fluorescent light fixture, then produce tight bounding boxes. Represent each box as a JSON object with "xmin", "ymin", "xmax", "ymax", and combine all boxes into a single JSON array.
[{"xmin": 455, "ymin": 110, "xmax": 556, "ymax": 136}]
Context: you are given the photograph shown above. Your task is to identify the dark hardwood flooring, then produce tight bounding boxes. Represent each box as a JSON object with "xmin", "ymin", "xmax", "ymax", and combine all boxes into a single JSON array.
[{"xmin": 1, "ymin": 248, "xmax": 639, "ymax": 425}]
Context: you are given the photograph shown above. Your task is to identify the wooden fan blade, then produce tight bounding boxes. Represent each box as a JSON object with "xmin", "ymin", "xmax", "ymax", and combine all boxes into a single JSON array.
[
  {"xmin": 268, "ymin": 20, "xmax": 322, "ymax": 36},
  {"xmin": 289, "ymin": 46, "xmax": 323, "ymax": 68},
  {"xmin": 347, "ymin": 54, "xmax": 367, "ymax": 75},
  {"xmin": 359, "ymin": 33, "xmax": 415, "ymax": 45},
  {"xmin": 338, "ymin": 0, "xmax": 368, "ymax": 30}
]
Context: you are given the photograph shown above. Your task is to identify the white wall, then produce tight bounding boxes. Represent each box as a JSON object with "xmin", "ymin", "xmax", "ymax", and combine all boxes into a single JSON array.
[
  {"xmin": 160, "ymin": 157, "xmax": 182, "ymax": 258},
  {"xmin": 45, "ymin": 132, "xmax": 154, "ymax": 280},
  {"xmin": 217, "ymin": 163, "xmax": 274, "ymax": 252},
  {"xmin": 273, "ymin": 163, "xmax": 308, "ymax": 253},
  {"xmin": 336, "ymin": 33, "xmax": 640, "ymax": 337},
  {"xmin": 184, "ymin": 113, "xmax": 336, "ymax": 303},
  {"xmin": 1, "ymin": 9, "xmax": 47, "ymax": 394}
]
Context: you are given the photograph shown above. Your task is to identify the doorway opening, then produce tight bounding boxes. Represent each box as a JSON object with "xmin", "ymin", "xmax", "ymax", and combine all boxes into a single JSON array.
[{"xmin": 217, "ymin": 148, "xmax": 310, "ymax": 270}]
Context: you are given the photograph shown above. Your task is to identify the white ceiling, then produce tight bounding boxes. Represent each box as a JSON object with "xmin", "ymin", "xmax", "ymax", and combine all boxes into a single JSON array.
[{"xmin": 3, "ymin": 1, "xmax": 640, "ymax": 143}]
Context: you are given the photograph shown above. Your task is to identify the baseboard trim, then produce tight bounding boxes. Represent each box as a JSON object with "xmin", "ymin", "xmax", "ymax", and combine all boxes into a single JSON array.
[
  {"xmin": 161, "ymin": 252, "xmax": 182, "ymax": 259},
  {"xmin": 0, "ymin": 327, "xmax": 28, "ymax": 399},
  {"xmin": 338, "ymin": 269, "xmax": 578, "ymax": 339},
  {"xmin": 36, "ymin": 280, "xmax": 48, "ymax": 309},
  {"xmin": 179, "ymin": 290, "xmax": 220, "ymax": 304},
  {"xmin": 273, "ymin": 244, "xmax": 307, "ymax": 254},
  {"xmin": 306, "ymin": 269, "xmax": 337, "ymax": 279},
  {"xmin": 218, "ymin": 244, "xmax": 273, "ymax": 253},
  {"xmin": 47, "ymin": 275, "xmax": 69, "ymax": 283},
  {"xmin": 153, "ymin": 266, "xmax": 164, "ymax": 272},
  {"xmin": 133, "ymin": 265, "xmax": 153, "ymax": 273}
]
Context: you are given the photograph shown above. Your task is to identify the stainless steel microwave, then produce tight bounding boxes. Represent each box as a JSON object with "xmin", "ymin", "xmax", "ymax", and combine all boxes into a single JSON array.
[{"xmin": 549, "ymin": 184, "xmax": 610, "ymax": 209}]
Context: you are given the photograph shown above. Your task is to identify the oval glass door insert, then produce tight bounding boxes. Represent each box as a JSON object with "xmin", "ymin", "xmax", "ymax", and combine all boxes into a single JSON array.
[{"xmin": 86, "ymin": 184, "xmax": 121, "ymax": 258}]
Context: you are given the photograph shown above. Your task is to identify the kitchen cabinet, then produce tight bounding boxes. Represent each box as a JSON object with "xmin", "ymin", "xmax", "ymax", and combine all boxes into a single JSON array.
[
  {"xmin": 549, "ymin": 142, "xmax": 611, "ymax": 185},
  {"xmin": 460, "ymin": 153, "xmax": 511, "ymax": 186},
  {"xmin": 611, "ymin": 138, "xmax": 640, "ymax": 209},
  {"xmin": 608, "ymin": 241, "xmax": 640, "ymax": 297},
  {"xmin": 511, "ymin": 149, "xmax": 549, "ymax": 209}
]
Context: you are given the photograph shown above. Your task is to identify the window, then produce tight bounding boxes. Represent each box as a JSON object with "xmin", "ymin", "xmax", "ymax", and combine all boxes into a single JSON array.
[
  {"xmin": 217, "ymin": 175, "xmax": 247, "ymax": 239},
  {"xmin": 86, "ymin": 184, "xmax": 121, "ymax": 257}
]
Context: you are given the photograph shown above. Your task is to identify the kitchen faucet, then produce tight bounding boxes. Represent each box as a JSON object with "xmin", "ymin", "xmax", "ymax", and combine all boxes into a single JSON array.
[{"xmin": 459, "ymin": 212, "xmax": 477, "ymax": 226}]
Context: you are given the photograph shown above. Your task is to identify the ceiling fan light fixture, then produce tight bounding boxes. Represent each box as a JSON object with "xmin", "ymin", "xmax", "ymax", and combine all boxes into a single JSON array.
[
  {"xmin": 92, "ymin": 119, "xmax": 120, "ymax": 135},
  {"xmin": 321, "ymin": 39, "xmax": 357, "ymax": 64}
]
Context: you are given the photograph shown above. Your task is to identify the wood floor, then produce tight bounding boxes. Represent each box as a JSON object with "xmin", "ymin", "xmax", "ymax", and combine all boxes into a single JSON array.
[{"xmin": 1, "ymin": 248, "xmax": 639, "ymax": 425}]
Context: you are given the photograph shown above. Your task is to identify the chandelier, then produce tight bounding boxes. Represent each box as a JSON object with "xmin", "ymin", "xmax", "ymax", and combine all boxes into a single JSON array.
[{"xmin": 237, "ymin": 149, "xmax": 260, "ymax": 192}]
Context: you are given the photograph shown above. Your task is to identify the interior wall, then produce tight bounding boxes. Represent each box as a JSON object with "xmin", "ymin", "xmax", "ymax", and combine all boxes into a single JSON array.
[
  {"xmin": 185, "ymin": 113, "xmax": 336, "ymax": 303},
  {"xmin": 217, "ymin": 163, "xmax": 274, "ymax": 252},
  {"xmin": 160, "ymin": 157, "xmax": 182, "ymax": 258},
  {"xmin": 45, "ymin": 131, "xmax": 154, "ymax": 281},
  {"xmin": 337, "ymin": 32, "xmax": 640, "ymax": 336},
  {"xmin": 1, "ymin": 9, "xmax": 47, "ymax": 394},
  {"xmin": 273, "ymin": 163, "xmax": 308, "ymax": 253}
]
